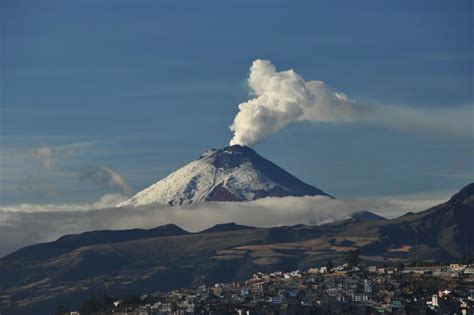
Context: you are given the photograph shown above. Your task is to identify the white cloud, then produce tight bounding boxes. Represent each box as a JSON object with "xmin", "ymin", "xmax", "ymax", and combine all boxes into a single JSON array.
[
  {"xmin": 0, "ymin": 191, "xmax": 453, "ymax": 258},
  {"xmin": 33, "ymin": 145, "xmax": 55, "ymax": 170},
  {"xmin": 366, "ymin": 189, "xmax": 456, "ymax": 218},
  {"xmin": 0, "ymin": 193, "xmax": 128, "ymax": 213},
  {"xmin": 27, "ymin": 140, "xmax": 101, "ymax": 173},
  {"xmin": 229, "ymin": 59, "xmax": 473, "ymax": 146}
]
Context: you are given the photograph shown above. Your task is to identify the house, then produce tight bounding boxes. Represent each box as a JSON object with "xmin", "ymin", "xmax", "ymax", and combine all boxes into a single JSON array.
[
  {"xmin": 307, "ymin": 267, "xmax": 320, "ymax": 274},
  {"xmin": 251, "ymin": 282, "xmax": 264, "ymax": 294},
  {"xmin": 364, "ymin": 280, "xmax": 372, "ymax": 293},
  {"xmin": 463, "ymin": 266, "xmax": 474, "ymax": 274},
  {"xmin": 449, "ymin": 264, "xmax": 464, "ymax": 271},
  {"xmin": 270, "ymin": 295, "xmax": 286, "ymax": 304},
  {"xmin": 240, "ymin": 288, "xmax": 250, "ymax": 297},
  {"xmin": 352, "ymin": 294, "xmax": 369, "ymax": 303}
]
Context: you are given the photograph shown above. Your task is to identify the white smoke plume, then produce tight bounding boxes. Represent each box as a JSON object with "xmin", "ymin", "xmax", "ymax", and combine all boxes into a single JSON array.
[{"xmin": 229, "ymin": 59, "xmax": 472, "ymax": 146}]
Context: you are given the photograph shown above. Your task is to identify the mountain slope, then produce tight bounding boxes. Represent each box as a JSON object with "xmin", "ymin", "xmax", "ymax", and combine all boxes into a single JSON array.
[
  {"xmin": 118, "ymin": 145, "xmax": 331, "ymax": 206},
  {"xmin": 350, "ymin": 211, "xmax": 386, "ymax": 222},
  {"xmin": 2, "ymin": 224, "xmax": 189, "ymax": 263},
  {"xmin": 377, "ymin": 183, "xmax": 474, "ymax": 259}
]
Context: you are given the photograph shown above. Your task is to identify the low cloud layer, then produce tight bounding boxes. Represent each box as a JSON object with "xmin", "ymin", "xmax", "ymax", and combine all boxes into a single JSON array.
[
  {"xmin": 0, "ymin": 192, "xmax": 452, "ymax": 258},
  {"xmin": 79, "ymin": 166, "xmax": 130, "ymax": 194},
  {"xmin": 0, "ymin": 193, "xmax": 127, "ymax": 213},
  {"xmin": 229, "ymin": 59, "xmax": 472, "ymax": 146}
]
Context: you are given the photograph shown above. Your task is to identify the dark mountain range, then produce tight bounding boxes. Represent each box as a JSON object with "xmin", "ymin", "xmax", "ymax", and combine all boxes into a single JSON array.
[
  {"xmin": 199, "ymin": 222, "xmax": 256, "ymax": 234},
  {"xmin": 350, "ymin": 211, "xmax": 386, "ymax": 222},
  {"xmin": 2, "ymin": 223, "xmax": 188, "ymax": 263},
  {"xmin": 1, "ymin": 183, "xmax": 472, "ymax": 315}
]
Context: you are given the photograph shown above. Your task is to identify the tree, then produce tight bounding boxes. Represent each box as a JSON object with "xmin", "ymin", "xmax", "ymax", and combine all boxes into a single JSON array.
[
  {"xmin": 396, "ymin": 261, "xmax": 405, "ymax": 271},
  {"xmin": 79, "ymin": 294, "xmax": 115, "ymax": 314},
  {"xmin": 346, "ymin": 250, "xmax": 361, "ymax": 268},
  {"xmin": 326, "ymin": 259, "xmax": 334, "ymax": 271},
  {"xmin": 121, "ymin": 295, "xmax": 141, "ymax": 309},
  {"xmin": 54, "ymin": 305, "xmax": 70, "ymax": 315}
]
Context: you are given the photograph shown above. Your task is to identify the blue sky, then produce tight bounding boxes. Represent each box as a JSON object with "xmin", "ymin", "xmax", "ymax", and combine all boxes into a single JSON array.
[{"xmin": 1, "ymin": 0, "xmax": 472, "ymax": 205}]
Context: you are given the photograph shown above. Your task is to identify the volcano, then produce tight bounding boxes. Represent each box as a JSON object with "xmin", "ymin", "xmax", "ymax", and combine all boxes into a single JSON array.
[{"xmin": 118, "ymin": 145, "xmax": 331, "ymax": 206}]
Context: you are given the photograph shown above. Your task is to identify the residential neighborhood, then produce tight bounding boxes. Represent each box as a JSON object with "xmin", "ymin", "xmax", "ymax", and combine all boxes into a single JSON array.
[{"xmin": 64, "ymin": 261, "xmax": 474, "ymax": 314}]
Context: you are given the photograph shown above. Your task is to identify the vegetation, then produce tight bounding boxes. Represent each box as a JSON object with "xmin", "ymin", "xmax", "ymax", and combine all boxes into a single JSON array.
[
  {"xmin": 345, "ymin": 249, "xmax": 361, "ymax": 268},
  {"xmin": 54, "ymin": 305, "xmax": 70, "ymax": 315},
  {"xmin": 79, "ymin": 295, "xmax": 115, "ymax": 314},
  {"xmin": 326, "ymin": 258, "xmax": 334, "ymax": 271}
]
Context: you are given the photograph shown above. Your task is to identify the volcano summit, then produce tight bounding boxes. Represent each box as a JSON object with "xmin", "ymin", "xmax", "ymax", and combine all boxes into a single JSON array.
[{"xmin": 118, "ymin": 145, "xmax": 331, "ymax": 206}]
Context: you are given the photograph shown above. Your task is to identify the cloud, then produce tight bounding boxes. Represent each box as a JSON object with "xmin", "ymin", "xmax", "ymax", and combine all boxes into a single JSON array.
[
  {"xmin": 33, "ymin": 145, "xmax": 55, "ymax": 170},
  {"xmin": 229, "ymin": 59, "xmax": 472, "ymax": 146},
  {"xmin": 0, "ymin": 193, "xmax": 128, "ymax": 257},
  {"xmin": 0, "ymin": 193, "xmax": 128, "ymax": 213},
  {"xmin": 367, "ymin": 189, "xmax": 458, "ymax": 218},
  {"xmin": 0, "ymin": 191, "xmax": 453, "ymax": 258},
  {"xmin": 79, "ymin": 166, "xmax": 130, "ymax": 194},
  {"xmin": 29, "ymin": 140, "xmax": 97, "ymax": 171}
]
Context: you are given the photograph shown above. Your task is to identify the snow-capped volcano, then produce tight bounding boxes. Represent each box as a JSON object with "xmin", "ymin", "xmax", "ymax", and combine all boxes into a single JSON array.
[{"xmin": 118, "ymin": 145, "xmax": 332, "ymax": 207}]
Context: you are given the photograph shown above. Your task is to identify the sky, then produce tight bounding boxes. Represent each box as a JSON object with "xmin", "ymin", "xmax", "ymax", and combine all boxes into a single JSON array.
[{"xmin": 1, "ymin": 0, "xmax": 473, "ymax": 206}]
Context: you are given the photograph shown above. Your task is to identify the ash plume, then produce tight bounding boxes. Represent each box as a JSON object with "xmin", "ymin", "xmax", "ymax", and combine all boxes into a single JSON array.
[{"xmin": 229, "ymin": 59, "xmax": 472, "ymax": 146}]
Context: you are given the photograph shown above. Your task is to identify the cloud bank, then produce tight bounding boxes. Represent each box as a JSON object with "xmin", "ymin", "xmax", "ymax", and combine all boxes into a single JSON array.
[
  {"xmin": 0, "ymin": 192, "xmax": 452, "ymax": 258},
  {"xmin": 229, "ymin": 59, "xmax": 472, "ymax": 146}
]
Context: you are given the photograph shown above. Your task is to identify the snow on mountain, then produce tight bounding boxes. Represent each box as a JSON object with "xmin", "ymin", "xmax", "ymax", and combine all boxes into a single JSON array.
[{"xmin": 118, "ymin": 145, "xmax": 332, "ymax": 207}]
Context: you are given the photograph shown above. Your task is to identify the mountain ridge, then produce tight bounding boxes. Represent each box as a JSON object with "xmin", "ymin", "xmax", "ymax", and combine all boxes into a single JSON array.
[
  {"xmin": 198, "ymin": 222, "xmax": 257, "ymax": 234},
  {"xmin": 1, "ymin": 223, "xmax": 189, "ymax": 262}
]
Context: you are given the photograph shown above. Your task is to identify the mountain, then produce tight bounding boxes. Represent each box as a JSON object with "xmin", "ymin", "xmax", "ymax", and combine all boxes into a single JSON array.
[
  {"xmin": 2, "ymin": 224, "xmax": 189, "ymax": 263},
  {"xmin": 118, "ymin": 145, "xmax": 332, "ymax": 206},
  {"xmin": 350, "ymin": 211, "xmax": 386, "ymax": 222},
  {"xmin": 377, "ymin": 183, "xmax": 474, "ymax": 259},
  {"xmin": 199, "ymin": 222, "xmax": 256, "ymax": 234},
  {"xmin": 1, "ymin": 183, "xmax": 472, "ymax": 315}
]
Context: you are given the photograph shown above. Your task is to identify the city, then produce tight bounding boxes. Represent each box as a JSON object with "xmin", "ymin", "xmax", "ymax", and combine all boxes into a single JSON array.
[{"xmin": 64, "ymin": 256, "xmax": 474, "ymax": 315}]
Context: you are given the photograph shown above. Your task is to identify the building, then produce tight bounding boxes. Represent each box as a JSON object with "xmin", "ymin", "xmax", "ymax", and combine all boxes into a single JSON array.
[
  {"xmin": 364, "ymin": 280, "xmax": 372, "ymax": 293},
  {"xmin": 464, "ymin": 266, "xmax": 474, "ymax": 274},
  {"xmin": 270, "ymin": 295, "xmax": 286, "ymax": 304}
]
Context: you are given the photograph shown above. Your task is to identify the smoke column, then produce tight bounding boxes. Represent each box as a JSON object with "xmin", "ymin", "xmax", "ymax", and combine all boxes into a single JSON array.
[{"xmin": 229, "ymin": 59, "xmax": 472, "ymax": 146}]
